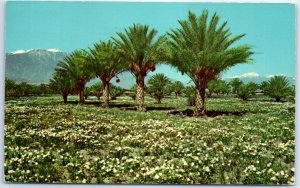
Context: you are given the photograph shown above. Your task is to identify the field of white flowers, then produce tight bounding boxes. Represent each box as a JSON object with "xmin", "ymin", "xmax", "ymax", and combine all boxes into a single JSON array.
[{"xmin": 4, "ymin": 95, "xmax": 295, "ymax": 184}]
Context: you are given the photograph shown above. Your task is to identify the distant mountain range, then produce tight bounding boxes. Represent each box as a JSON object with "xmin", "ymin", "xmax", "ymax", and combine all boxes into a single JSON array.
[
  {"xmin": 5, "ymin": 49, "xmax": 295, "ymax": 88},
  {"xmin": 5, "ymin": 49, "xmax": 67, "ymax": 83},
  {"xmin": 223, "ymin": 72, "xmax": 295, "ymax": 86}
]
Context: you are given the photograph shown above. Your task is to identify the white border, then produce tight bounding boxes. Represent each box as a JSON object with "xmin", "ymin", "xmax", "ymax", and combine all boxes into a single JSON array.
[{"xmin": 0, "ymin": 0, "xmax": 298, "ymax": 188}]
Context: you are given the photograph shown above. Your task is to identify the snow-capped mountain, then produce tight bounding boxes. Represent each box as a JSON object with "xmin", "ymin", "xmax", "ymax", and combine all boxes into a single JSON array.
[
  {"xmin": 223, "ymin": 72, "xmax": 295, "ymax": 85},
  {"xmin": 5, "ymin": 49, "xmax": 67, "ymax": 83}
]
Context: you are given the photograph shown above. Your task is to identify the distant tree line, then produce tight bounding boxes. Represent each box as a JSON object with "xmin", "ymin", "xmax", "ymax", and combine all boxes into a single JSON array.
[
  {"xmin": 6, "ymin": 73, "xmax": 295, "ymax": 106},
  {"xmin": 5, "ymin": 78, "xmax": 57, "ymax": 97},
  {"xmin": 184, "ymin": 75, "xmax": 295, "ymax": 104}
]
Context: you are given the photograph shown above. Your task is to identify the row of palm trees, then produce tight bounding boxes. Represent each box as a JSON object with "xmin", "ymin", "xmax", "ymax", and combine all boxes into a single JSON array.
[
  {"xmin": 52, "ymin": 10, "xmax": 253, "ymax": 116},
  {"xmin": 207, "ymin": 76, "xmax": 294, "ymax": 102}
]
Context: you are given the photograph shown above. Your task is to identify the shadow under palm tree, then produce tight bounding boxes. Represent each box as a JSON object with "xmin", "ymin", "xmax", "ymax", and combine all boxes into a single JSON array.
[{"xmin": 169, "ymin": 109, "xmax": 245, "ymax": 117}]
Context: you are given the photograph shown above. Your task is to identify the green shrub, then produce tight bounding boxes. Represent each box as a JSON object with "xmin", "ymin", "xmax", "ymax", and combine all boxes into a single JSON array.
[
  {"xmin": 265, "ymin": 76, "xmax": 291, "ymax": 102},
  {"xmin": 184, "ymin": 86, "xmax": 196, "ymax": 106}
]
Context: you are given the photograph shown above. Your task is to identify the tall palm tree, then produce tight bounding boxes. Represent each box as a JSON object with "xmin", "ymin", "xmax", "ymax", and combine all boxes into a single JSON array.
[
  {"xmin": 50, "ymin": 71, "xmax": 74, "ymax": 103},
  {"xmin": 167, "ymin": 10, "xmax": 253, "ymax": 116},
  {"xmin": 147, "ymin": 73, "xmax": 171, "ymax": 103},
  {"xmin": 88, "ymin": 40, "xmax": 125, "ymax": 108},
  {"xmin": 56, "ymin": 50, "xmax": 94, "ymax": 104},
  {"xmin": 112, "ymin": 24, "xmax": 167, "ymax": 111}
]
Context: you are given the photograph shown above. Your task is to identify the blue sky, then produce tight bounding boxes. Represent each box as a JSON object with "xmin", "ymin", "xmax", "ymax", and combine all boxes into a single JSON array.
[{"xmin": 6, "ymin": 2, "xmax": 295, "ymax": 82}]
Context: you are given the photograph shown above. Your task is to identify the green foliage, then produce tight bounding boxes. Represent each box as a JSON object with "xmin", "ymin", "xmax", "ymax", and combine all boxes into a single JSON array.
[
  {"xmin": 112, "ymin": 24, "xmax": 167, "ymax": 110},
  {"xmin": 84, "ymin": 82, "xmax": 104, "ymax": 100},
  {"xmin": 147, "ymin": 73, "xmax": 172, "ymax": 103},
  {"xmin": 112, "ymin": 24, "xmax": 167, "ymax": 76},
  {"xmin": 167, "ymin": 10, "xmax": 253, "ymax": 83},
  {"xmin": 170, "ymin": 81, "xmax": 185, "ymax": 97},
  {"xmin": 166, "ymin": 10, "xmax": 253, "ymax": 114},
  {"xmin": 4, "ymin": 10, "xmax": 295, "ymax": 184},
  {"xmin": 50, "ymin": 71, "xmax": 74, "ymax": 95},
  {"xmin": 56, "ymin": 50, "xmax": 94, "ymax": 83},
  {"xmin": 236, "ymin": 82, "xmax": 258, "ymax": 101},
  {"xmin": 237, "ymin": 84, "xmax": 253, "ymax": 101},
  {"xmin": 84, "ymin": 87, "xmax": 91, "ymax": 99},
  {"xmin": 286, "ymin": 85, "xmax": 295, "ymax": 103},
  {"xmin": 207, "ymin": 79, "xmax": 230, "ymax": 97},
  {"xmin": 4, "ymin": 96, "xmax": 295, "ymax": 184},
  {"xmin": 110, "ymin": 85, "xmax": 124, "ymax": 100},
  {"xmin": 126, "ymin": 85, "xmax": 137, "ymax": 100},
  {"xmin": 183, "ymin": 86, "xmax": 196, "ymax": 106},
  {"xmin": 5, "ymin": 78, "xmax": 55, "ymax": 98},
  {"xmin": 5, "ymin": 78, "xmax": 17, "ymax": 97},
  {"xmin": 87, "ymin": 40, "xmax": 125, "ymax": 106},
  {"xmin": 90, "ymin": 82, "xmax": 103, "ymax": 91},
  {"xmin": 247, "ymin": 82, "xmax": 258, "ymax": 95},
  {"xmin": 265, "ymin": 76, "xmax": 291, "ymax": 102},
  {"xmin": 88, "ymin": 40, "xmax": 124, "ymax": 80},
  {"xmin": 230, "ymin": 78, "xmax": 243, "ymax": 94},
  {"xmin": 259, "ymin": 81, "xmax": 269, "ymax": 94},
  {"xmin": 56, "ymin": 50, "xmax": 94, "ymax": 103}
]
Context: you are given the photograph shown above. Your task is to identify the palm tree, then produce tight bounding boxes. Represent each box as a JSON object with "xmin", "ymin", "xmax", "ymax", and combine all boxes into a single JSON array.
[
  {"xmin": 110, "ymin": 84, "xmax": 124, "ymax": 100},
  {"xmin": 56, "ymin": 50, "xmax": 94, "ymax": 104},
  {"xmin": 89, "ymin": 82, "xmax": 103, "ymax": 100},
  {"xmin": 259, "ymin": 81, "xmax": 269, "ymax": 94},
  {"xmin": 266, "ymin": 76, "xmax": 291, "ymax": 102},
  {"xmin": 230, "ymin": 78, "xmax": 243, "ymax": 94},
  {"xmin": 50, "ymin": 71, "xmax": 74, "ymax": 103},
  {"xmin": 167, "ymin": 10, "xmax": 253, "ymax": 115},
  {"xmin": 287, "ymin": 85, "xmax": 295, "ymax": 103},
  {"xmin": 19, "ymin": 82, "xmax": 31, "ymax": 96},
  {"xmin": 88, "ymin": 40, "xmax": 124, "ymax": 107},
  {"xmin": 39, "ymin": 83, "xmax": 50, "ymax": 96},
  {"xmin": 247, "ymin": 81, "xmax": 258, "ymax": 95},
  {"xmin": 5, "ymin": 78, "xmax": 16, "ymax": 97},
  {"xmin": 207, "ymin": 79, "xmax": 230, "ymax": 97},
  {"xmin": 207, "ymin": 79, "xmax": 223, "ymax": 97},
  {"xmin": 112, "ymin": 24, "xmax": 167, "ymax": 111},
  {"xmin": 147, "ymin": 73, "xmax": 171, "ymax": 103},
  {"xmin": 172, "ymin": 81, "xmax": 185, "ymax": 98},
  {"xmin": 220, "ymin": 81, "xmax": 231, "ymax": 95},
  {"xmin": 184, "ymin": 85, "xmax": 196, "ymax": 106},
  {"xmin": 237, "ymin": 83, "xmax": 254, "ymax": 101}
]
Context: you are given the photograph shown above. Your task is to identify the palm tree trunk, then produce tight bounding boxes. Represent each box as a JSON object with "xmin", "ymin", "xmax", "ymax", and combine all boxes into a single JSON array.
[
  {"xmin": 102, "ymin": 82, "xmax": 110, "ymax": 108},
  {"xmin": 77, "ymin": 79, "xmax": 88, "ymax": 104},
  {"xmin": 79, "ymin": 90, "xmax": 85, "ymax": 104},
  {"xmin": 63, "ymin": 94, "xmax": 68, "ymax": 103},
  {"xmin": 158, "ymin": 97, "xmax": 162, "ymax": 104},
  {"xmin": 194, "ymin": 87, "xmax": 206, "ymax": 116},
  {"xmin": 136, "ymin": 77, "xmax": 145, "ymax": 111}
]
